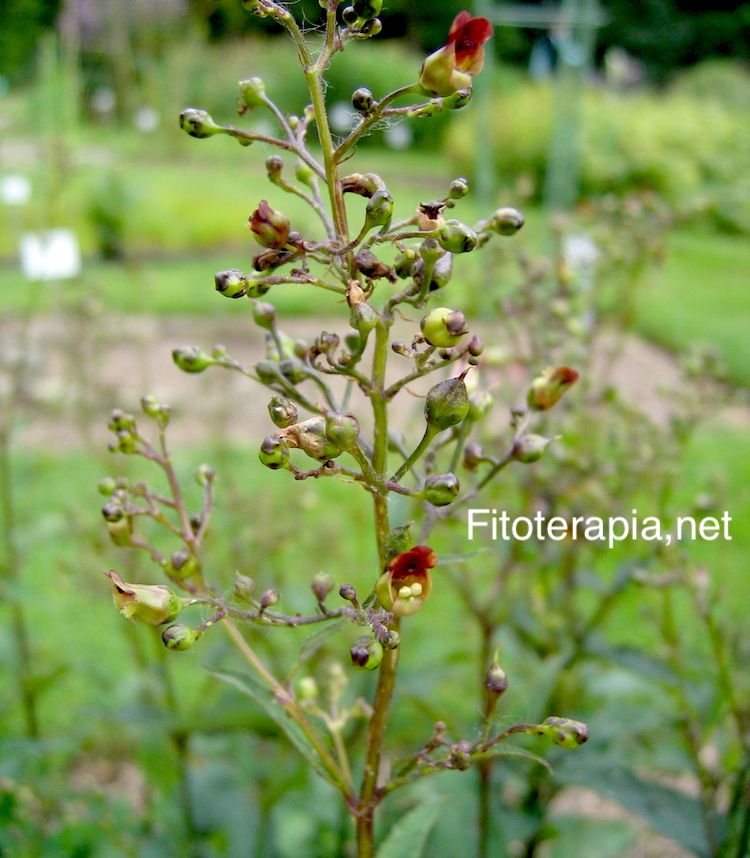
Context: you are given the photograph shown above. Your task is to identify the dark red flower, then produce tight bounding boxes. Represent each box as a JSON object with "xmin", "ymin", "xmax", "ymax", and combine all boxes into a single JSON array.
[
  {"xmin": 376, "ymin": 546, "xmax": 437, "ymax": 617},
  {"xmin": 419, "ymin": 12, "xmax": 493, "ymax": 97},
  {"xmin": 249, "ymin": 200, "xmax": 290, "ymax": 249}
]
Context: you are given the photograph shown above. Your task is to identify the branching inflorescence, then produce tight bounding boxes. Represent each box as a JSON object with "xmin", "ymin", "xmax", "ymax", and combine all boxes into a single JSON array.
[{"xmin": 100, "ymin": 2, "xmax": 587, "ymax": 853}]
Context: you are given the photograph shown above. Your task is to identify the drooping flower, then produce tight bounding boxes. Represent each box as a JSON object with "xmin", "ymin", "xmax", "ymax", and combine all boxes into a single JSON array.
[
  {"xmin": 376, "ymin": 545, "xmax": 436, "ymax": 617},
  {"xmin": 527, "ymin": 367, "xmax": 580, "ymax": 411},
  {"xmin": 419, "ymin": 12, "xmax": 493, "ymax": 97},
  {"xmin": 105, "ymin": 570, "xmax": 183, "ymax": 625},
  {"xmin": 249, "ymin": 200, "xmax": 290, "ymax": 249}
]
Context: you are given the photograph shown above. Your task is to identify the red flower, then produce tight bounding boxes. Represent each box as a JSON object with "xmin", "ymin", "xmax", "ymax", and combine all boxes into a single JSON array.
[
  {"xmin": 376, "ymin": 545, "xmax": 437, "ymax": 617},
  {"xmin": 527, "ymin": 367, "xmax": 580, "ymax": 411},
  {"xmin": 419, "ymin": 12, "xmax": 493, "ymax": 97},
  {"xmin": 249, "ymin": 200, "xmax": 290, "ymax": 249}
]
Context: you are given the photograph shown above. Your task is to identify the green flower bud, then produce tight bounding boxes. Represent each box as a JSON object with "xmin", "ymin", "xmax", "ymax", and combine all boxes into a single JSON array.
[
  {"xmin": 527, "ymin": 367, "xmax": 580, "ymax": 411},
  {"xmin": 172, "ymin": 346, "xmax": 214, "ymax": 374},
  {"xmin": 490, "ymin": 207, "xmax": 525, "ymax": 236},
  {"xmin": 260, "ymin": 589, "xmax": 279, "ymax": 609},
  {"xmin": 101, "ymin": 500, "xmax": 124, "ymax": 523},
  {"xmin": 438, "ymin": 220, "xmax": 478, "ymax": 254},
  {"xmin": 425, "ymin": 374, "xmax": 470, "ymax": 430},
  {"xmin": 105, "ymin": 571, "xmax": 182, "ymax": 625},
  {"xmin": 179, "ymin": 108, "xmax": 221, "ymax": 138},
  {"xmin": 279, "ymin": 357, "xmax": 307, "ymax": 384},
  {"xmin": 422, "ymin": 472, "xmax": 460, "ymax": 506},
  {"xmin": 234, "ymin": 574, "xmax": 255, "ymax": 602},
  {"xmin": 420, "ymin": 307, "xmax": 468, "ymax": 348},
  {"xmin": 325, "ymin": 412, "xmax": 360, "ymax": 451},
  {"xmin": 350, "ymin": 636, "xmax": 384, "ymax": 670},
  {"xmin": 214, "ymin": 269, "xmax": 248, "ymax": 299},
  {"xmin": 196, "ymin": 463, "xmax": 215, "ymax": 486},
  {"xmin": 419, "ymin": 238, "xmax": 444, "ymax": 264},
  {"xmin": 360, "ymin": 17, "xmax": 382, "ymax": 37},
  {"xmin": 352, "ymin": 87, "xmax": 375, "ymax": 113},
  {"xmin": 463, "ymin": 441, "xmax": 485, "ymax": 472},
  {"xmin": 298, "ymin": 676, "xmax": 319, "ymax": 700},
  {"xmin": 167, "ymin": 550, "xmax": 199, "ymax": 580},
  {"xmin": 350, "ymin": 301, "xmax": 379, "ymax": 336},
  {"xmin": 253, "ymin": 301, "xmax": 276, "ymax": 330},
  {"xmin": 259, "ymin": 434, "xmax": 290, "ymax": 470},
  {"xmin": 467, "ymin": 390, "xmax": 493, "ymax": 422},
  {"xmin": 140, "ymin": 394, "xmax": 161, "ymax": 419},
  {"xmin": 107, "ymin": 517, "xmax": 133, "ymax": 546},
  {"xmin": 268, "ymin": 394, "xmax": 298, "ymax": 428},
  {"xmin": 448, "ymin": 177, "xmax": 469, "ymax": 199},
  {"xmin": 512, "ymin": 434, "xmax": 556, "ymax": 463},
  {"xmin": 108, "ymin": 409, "xmax": 136, "ymax": 432},
  {"xmin": 450, "ymin": 740, "xmax": 473, "ymax": 770},
  {"xmin": 364, "ymin": 188, "xmax": 394, "ymax": 231},
  {"xmin": 162, "ymin": 624, "xmax": 198, "ymax": 651},
  {"xmin": 265, "ymin": 155, "xmax": 283, "ymax": 182},
  {"xmin": 384, "ymin": 524, "xmax": 413, "ymax": 562},
  {"xmin": 485, "ymin": 662, "xmax": 508, "ymax": 696},
  {"xmin": 98, "ymin": 477, "xmax": 117, "ymax": 496},
  {"xmin": 238, "ymin": 77, "xmax": 266, "ymax": 109},
  {"xmin": 540, "ymin": 716, "xmax": 589, "ymax": 749},
  {"xmin": 311, "ymin": 572, "xmax": 334, "ymax": 603},
  {"xmin": 394, "ymin": 248, "xmax": 418, "ymax": 278},
  {"xmin": 382, "ymin": 629, "xmax": 401, "ymax": 649},
  {"xmin": 255, "ymin": 359, "xmax": 280, "ymax": 384},
  {"xmin": 249, "ymin": 200, "xmax": 290, "ymax": 249},
  {"xmin": 245, "ymin": 278, "xmax": 271, "ymax": 298},
  {"xmin": 295, "ymin": 160, "xmax": 314, "ymax": 188}
]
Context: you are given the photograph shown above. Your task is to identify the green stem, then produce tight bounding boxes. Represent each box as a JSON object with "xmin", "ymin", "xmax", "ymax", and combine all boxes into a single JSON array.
[
  {"xmin": 305, "ymin": 67, "xmax": 350, "ymax": 245},
  {"xmin": 335, "ymin": 84, "xmax": 419, "ymax": 162},
  {"xmin": 222, "ymin": 619, "xmax": 351, "ymax": 798},
  {"xmin": 392, "ymin": 426, "xmax": 437, "ymax": 483}
]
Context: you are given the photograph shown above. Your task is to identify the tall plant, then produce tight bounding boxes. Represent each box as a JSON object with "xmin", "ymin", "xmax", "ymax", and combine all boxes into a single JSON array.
[{"xmin": 100, "ymin": 4, "xmax": 587, "ymax": 854}]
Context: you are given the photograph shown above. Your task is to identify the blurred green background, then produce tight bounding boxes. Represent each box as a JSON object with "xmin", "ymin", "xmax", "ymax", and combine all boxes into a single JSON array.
[{"xmin": 1, "ymin": 1, "xmax": 749, "ymax": 857}]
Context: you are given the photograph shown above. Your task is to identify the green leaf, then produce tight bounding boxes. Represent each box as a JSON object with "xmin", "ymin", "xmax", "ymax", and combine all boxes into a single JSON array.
[
  {"xmin": 209, "ymin": 669, "xmax": 333, "ymax": 785},
  {"xmin": 286, "ymin": 619, "xmax": 346, "ymax": 681},
  {"xmin": 376, "ymin": 798, "xmax": 441, "ymax": 858},
  {"xmin": 558, "ymin": 762, "xmax": 715, "ymax": 857}
]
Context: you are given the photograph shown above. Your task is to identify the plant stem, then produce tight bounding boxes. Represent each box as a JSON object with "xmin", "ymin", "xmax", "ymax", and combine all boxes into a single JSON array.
[
  {"xmin": 221, "ymin": 618, "xmax": 351, "ymax": 798},
  {"xmin": 392, "ymin": 425, "xmax": 437, "ymax": 483},
  {"xmin": 355, "ymin": 316, "xmax": 398, "ymax": 857}
]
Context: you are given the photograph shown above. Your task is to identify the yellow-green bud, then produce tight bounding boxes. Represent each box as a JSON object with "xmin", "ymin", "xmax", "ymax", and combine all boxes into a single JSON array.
[
  {"xmin": 268, "ymin": 394, "xmax": 298, "ymax": 428},
  {"xmin": 512, "ymin": 434, "xmax": 555, "ymax": 463},
  {"xmin": 448, "ymin": 177, "xmax": 469, "ymax": 199},
  {"xmin": 234, "ymin": 574, "xmax": 255, "ymax": 602},
  {"xmin": 438, "ymin": 220, "xmax": 478, "ymax": 254},
  {"xmin": 298, "ymin": 676, "xmax": 319, "ymax": 700},
  {"xmin": 259, "ymin": 435, "xmax": 290, "ymax": 470},
  {"xmin": 350, "ymin": 636, "xmax": 384, "ymax": 670},
  {"xmin": 196, "ymin": 463, "xmax": 215, "ymax": 486},
  {"xmin": 172, "ymin": 346, "xmax": 214, "ymax": 374},
  {"xmin": 422, "ymin": 472, "xmax": 460, "ymax": 506},
  {"xmin": 364, "ymin": 188, "xmax": 394, "ymax": 231},
  {"xmin": 162, "ymin": 624, "xmax": 198, "ymax": 651},
  {"xmin": 490, "ymin": 207, "xmax": 525, "ymax": 236},
  {"xmin": 311, "ymin": 572, "xmax": 334, "ymax": 603},
  {"xmin": 260, "ymin": 589, "xmax": 279, "ymax": 610},
  {"xmin": 420, "ymin": 307, "xmax": 468, "ymax": 348},
  {"xmin": 253, "ymin": 301, "xmax": 276, "ymax": 330},
  {"xmin": 350, "ymin": 301, "xmax": 379, "ymax": 336},
  {"xmin": 167, "ymin": 550, "xmax": 199, "ymax": 580},
  {"xmin": 425, "ymin": 374, "xmax": 470, "ymax": 430},
  {"xmin": 353, "ymin": 0, "xmax": 382, "ymax": 18},
  {"xmin": 238, "ymin": 77, "xmax": 266, "ymax": 109},
  {"xmin": 179, "ymin": 108, "xmax": 221, "ymax": 138},
  {"xmin": 214, "ymin": 269, "xmax": 248, "ymax": 299},
  {"xmin": 105, "ymin": 571, "xmax": 182, "ymax": 625},
  {"xmin": 295, "ymin": 160, "xmax": 314, "ymax": 188},
  {"xmin": 485, "ymin": 663, "xmax": 508, "ymax": 696},
  {"xmin": 98, "ymin": 477, "xmax": 117, "ymax": 496},
  {"xmin": 540, "ymin": 716, "xmax": 589, "ymax": 749},
  {"xmin": 467, "ymin": 390, "xmax": 493, "ymax": 422},
  {"xmin": 325, "ymin": 412, "xmax": 360, "ymax": 451}
]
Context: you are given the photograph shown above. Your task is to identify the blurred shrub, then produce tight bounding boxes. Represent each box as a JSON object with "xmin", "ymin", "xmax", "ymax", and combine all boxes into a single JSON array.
[{"xmin": 446, "ymin": 61, "xmax": 750, "ymax": 234}]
